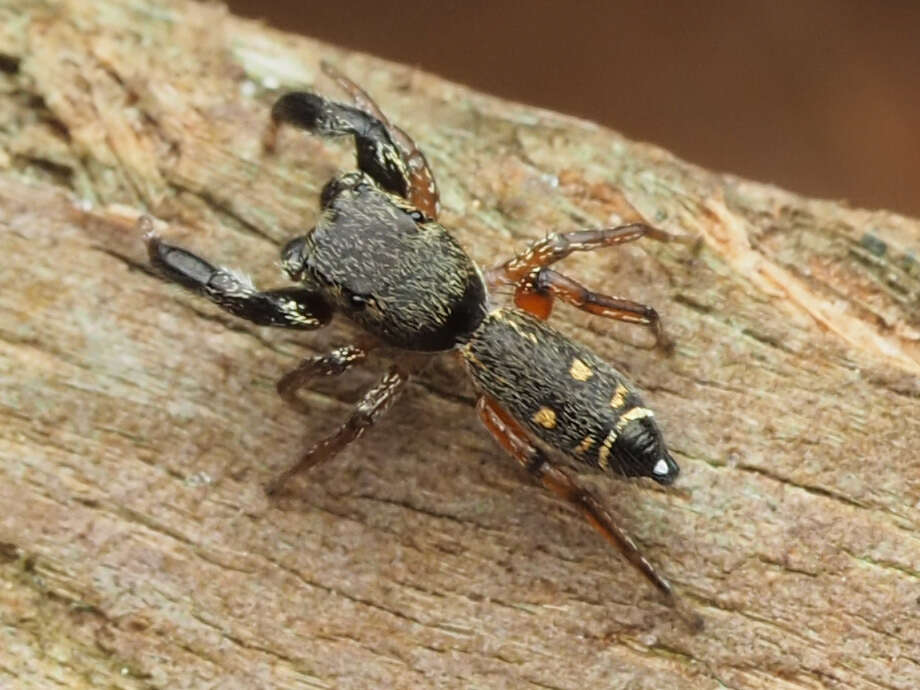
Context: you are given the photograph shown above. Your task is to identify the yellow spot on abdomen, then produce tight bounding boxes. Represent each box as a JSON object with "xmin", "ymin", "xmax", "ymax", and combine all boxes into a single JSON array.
[
  {"xmin": 531, "ymin": 406, "xmax": 557, "ymax": 429},
  {"xmin": 569, "ymin": 358, "xmax": 593, "ymax": 381},
  {"xmin": 610, "ymin": 383, "xmax": 629, "ymax": 409},
  {"xmin": 574, "ymin": 436, "xmax": 595, "ymax": 455}
]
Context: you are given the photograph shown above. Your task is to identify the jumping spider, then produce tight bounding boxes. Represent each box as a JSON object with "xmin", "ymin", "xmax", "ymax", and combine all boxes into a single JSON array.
[{"xmin": 146, "ymin": 64, "xmax": 687, "ymax": 614}]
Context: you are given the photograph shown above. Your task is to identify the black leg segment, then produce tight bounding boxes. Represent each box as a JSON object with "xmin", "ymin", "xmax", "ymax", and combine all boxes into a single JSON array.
[
  {"xmin": 146, "ymin": 231, "xmax": 332, "ymax": 329},
  {"xmin": 269, "ymin": 92, "xmax": 412, "ymax": 204},
  {"xmin": 319, "ymin": 62, "xmax": 439, "ymax": 219}
]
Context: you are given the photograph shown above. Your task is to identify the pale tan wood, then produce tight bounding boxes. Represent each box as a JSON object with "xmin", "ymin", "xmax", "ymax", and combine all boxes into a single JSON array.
[{"xmin": 1, "ymin": 1, "xmax": 919, "ymax": 688}]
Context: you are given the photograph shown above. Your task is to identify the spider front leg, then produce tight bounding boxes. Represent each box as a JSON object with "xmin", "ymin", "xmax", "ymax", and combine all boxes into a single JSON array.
[
  {"xmin": 486, "ymin": 223, "xmax": 672, "ymax": 349},
  {"xmin": 320, "ymin": 62, "xmax": 439, "ymax": 219},
  {"xmin": 266, "ymin": 365, "xmax": 409, "ymax": 496},
  {"xmin": 145, "ymin": 227, "xmax": 332, "ymax": 330},
  {"xmin": 265, "ymin": 75, "xmax": 439, "ymax": 219},
  {"xmin": 476, "ymin": 395, "xmax": 677, "ymax": 605}
]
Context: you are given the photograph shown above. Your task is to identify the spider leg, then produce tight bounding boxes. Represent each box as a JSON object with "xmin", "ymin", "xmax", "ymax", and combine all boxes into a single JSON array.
[
  {"xmin": 266, "ymin": 365, "xmax": 409, "ymax": 496},
  {"xmin": 486, "ymin": 223, "xmax": 672, "ymax": 288},
  {"xmin": 476, "ymin": 395, "xmax": 676, "ymax": 606},
  {"xmin": 485, "ymin": 223, "xmax": 672, "ymax": 349},
  {"xmin": 321, "ymin": 61, "xmax": 393, "ymax": 125},
  {"xmin": 517, "ymin": 268, "xmax": 670, "ymax": 350},
  {"xmin": 320, "ymin": 62, "xmax": 439, "ymax": 219},
  {"xmin": 146, "ymin": 228, "xmax": 331, "ymax": 329},
  {"xmin": 266, "ymin": 80, "xmax": 438, "ymax": 219},
  {"xmin": 276, "ymin": 345, "xmax": 368, "ymax": 415}
]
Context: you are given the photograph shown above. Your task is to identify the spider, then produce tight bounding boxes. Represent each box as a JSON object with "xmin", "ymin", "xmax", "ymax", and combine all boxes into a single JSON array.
[{"xmin": 146, "ymin": 63, "xmax": 689, "ymax": 615}]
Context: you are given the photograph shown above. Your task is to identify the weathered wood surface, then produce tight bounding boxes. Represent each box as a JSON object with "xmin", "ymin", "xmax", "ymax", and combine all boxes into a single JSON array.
[{"xmin": 1, "ymin": 1, "xmax": 919, "ymax": 688}]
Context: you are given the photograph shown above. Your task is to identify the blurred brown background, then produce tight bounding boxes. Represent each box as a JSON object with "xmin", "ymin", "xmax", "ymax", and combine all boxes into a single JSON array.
[{"xmin": 227, "ymin": 1, "xmax": 920, "ymax": 218}]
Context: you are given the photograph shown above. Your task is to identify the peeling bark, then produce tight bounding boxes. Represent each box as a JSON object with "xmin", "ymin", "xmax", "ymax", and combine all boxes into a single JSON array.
[{"xmin": 1, "ymin": 1, "xmax": 919, "ymax": 688}]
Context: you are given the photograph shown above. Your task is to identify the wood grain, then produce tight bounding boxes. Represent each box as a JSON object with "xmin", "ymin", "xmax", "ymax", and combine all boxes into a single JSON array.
[{"xmin": 1, "ymin": 1, "xmax": 919, "ymax": 688}]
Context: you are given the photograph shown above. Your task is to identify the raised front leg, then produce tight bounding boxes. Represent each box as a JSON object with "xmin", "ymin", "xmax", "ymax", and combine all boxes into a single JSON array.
[
  {"xmin": 145, "ymin": 225, "xmax": 332, "ymax": 330},
  {"xmin": 265, "ymin": 69, "xmax": 439, "ymax": 219},
  {"xmin": 320, "ymin": 62, "xmax": 439, "ymax": 219},
  {"xmin": 266, "ymin": 365, "xmax": 409, "ymax": 496}
]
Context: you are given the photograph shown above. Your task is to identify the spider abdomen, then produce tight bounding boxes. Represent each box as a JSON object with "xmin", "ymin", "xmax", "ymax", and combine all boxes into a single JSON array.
[{"xmin": 462, "ymin": 309, "xmax": 679, "ymax": 484}]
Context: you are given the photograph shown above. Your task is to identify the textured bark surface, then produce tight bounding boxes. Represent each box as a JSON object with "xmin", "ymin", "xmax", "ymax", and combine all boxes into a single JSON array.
[{"xmin": 2, "ymin": 1, "xmax": 920, "ymax": 688}]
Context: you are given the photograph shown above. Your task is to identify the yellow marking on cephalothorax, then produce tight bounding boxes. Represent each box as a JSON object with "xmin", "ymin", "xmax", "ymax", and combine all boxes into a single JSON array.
[
  {"xmin": 615, "ymin": 406, "xmax": 654, "ymax": 431},
  {"xmin": 574, "ymin": 436, "xmax": 595, "ymax": 455},
  {"xmin": 598, "ymin": 429, "xmax": 618, "ymax": 470},
  {"xmin": 569, "ymin": 358, "xmax": 593, "ymax": 381},
  {"xmin": 609, "ymin": 383, "xmax": 629, "ymax": 409},
  {"xmin": 532, "ymin": 406, "xmax": 557, "ymax": 429}
]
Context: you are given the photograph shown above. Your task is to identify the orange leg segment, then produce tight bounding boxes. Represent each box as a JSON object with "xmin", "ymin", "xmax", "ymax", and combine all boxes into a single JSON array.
[
  {"xmin": 486, "ymin": 223, "xmax": 673, "ymax": 349},
  {"xmin": 476, "ymin": 395, "xmax": 676, "ymax": 604}
]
